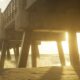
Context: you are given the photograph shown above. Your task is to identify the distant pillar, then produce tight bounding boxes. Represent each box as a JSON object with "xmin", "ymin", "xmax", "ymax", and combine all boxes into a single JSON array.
[
  {"xmin": 6, "ymin": 48, "xmax": 11, "ymax": 60},
  {"xmin": 57, "ymin": 41, "xmax": 65, "ymax": 66},
  {"xmin": 68, "ymin": 31, "xmax": 79, "ymax": 66},
  {"xmin": 14, "ymin": 46, "xmax": 19, "ymax": 63},
  {"xmin": 31, "ymin": 41, "xmax": 40, "ymax": 67}
]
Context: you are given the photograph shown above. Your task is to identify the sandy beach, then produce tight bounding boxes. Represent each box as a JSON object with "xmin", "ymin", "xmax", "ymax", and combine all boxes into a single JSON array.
[{"xmin": 0, "ymin": 66, "xmax": 80, "ymax": 80}]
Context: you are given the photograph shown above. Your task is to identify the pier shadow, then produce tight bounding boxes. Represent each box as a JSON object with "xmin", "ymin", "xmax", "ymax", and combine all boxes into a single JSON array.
[
  {"xmin": 39, "ymin": 66, "xmax": 63, "ymax": 80},
  {"xmin": 72, "ymin": 65, "xmax": 80, "ymax": 79}
]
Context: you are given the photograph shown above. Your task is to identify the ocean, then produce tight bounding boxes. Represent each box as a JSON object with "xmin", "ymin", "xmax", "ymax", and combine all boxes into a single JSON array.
[{"xmin": 4, "ymin": 54, "xmax": 70, "ymax": 68}]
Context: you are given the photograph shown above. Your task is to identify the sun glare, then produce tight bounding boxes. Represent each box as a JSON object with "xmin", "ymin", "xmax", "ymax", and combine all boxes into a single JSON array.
[
  {"xmin": 0, "ymin": 0, "xmax": 2, "ymax": 1},
  {"xmin": 10, "ymin": 32, "xmax": 80, "ymax": 55},
  {"xmin": 39, "ymin": 41, "xmax": 58, "ymax": 54},
  {"xmin": 38, "ymin": 32, "xmax": 69, "ymax": 54},
  {"xmin": 61, "ymin": 32, "xmax": 69, "ymax": 54},
  {"xmin": 76, "ymin": 33, "xmax": 80, "ymax": 54},
  {"xmin": 38, "ymin": 32, "xmax": 80, "ymax": 55},
  {"xmin": 8, "ymin": 32, "xmax": 80, "ymax": 67}
]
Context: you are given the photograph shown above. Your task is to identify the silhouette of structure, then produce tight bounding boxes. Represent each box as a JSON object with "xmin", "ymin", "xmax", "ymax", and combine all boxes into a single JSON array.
[{"xmin": 0, "ymin": 0, "xmax": 80, "ymax": 68}]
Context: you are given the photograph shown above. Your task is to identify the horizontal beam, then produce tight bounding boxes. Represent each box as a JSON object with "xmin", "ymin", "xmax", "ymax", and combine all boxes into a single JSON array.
[{"xmin": 31, "ymin": 32, "xmax": 66, "ymax": 41}]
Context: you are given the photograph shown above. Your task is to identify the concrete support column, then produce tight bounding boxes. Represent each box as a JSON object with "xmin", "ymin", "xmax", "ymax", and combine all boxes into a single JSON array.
[{"xmin": 68, "ymin": 31, "xmax": 79, "ymax": 66}]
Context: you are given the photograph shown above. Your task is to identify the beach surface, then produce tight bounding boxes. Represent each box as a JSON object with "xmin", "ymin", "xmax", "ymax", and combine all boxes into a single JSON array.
[
  {"xmin": 0, "ymin": 66, "xmax": 80, "ymax": 80},
  {"xmin": 0, "ymin": 54, "xmax": 80, "ymax": 80}
]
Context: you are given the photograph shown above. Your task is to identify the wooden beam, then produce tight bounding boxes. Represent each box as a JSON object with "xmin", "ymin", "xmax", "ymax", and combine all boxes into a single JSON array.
[
  {"xmin": 68, "ymin": 32, "xmax": 79, "ymax": 66},
  {"xmin": 57, "ymin": 41, "xmax": 65, "ymax": 66},
  {"xmin": 8, "ymin": 40, "xmax": 21, "ymax": 48},
  {"xmin": 17, "ymin": 31, "xmax": 31, "ymax": 68},
  {"xmin": 32, "ymin": 32, "xmax": 65, "ymax": 41}
]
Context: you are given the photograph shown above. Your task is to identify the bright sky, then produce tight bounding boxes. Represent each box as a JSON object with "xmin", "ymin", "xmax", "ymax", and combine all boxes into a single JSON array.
[{"xmin": 0, "ymin": 0, "xmax": 11, "ymax": 12}]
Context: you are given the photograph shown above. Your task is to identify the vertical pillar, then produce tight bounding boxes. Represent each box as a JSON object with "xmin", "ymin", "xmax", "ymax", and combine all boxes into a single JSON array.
[
  {"xmin": 31, "ymin": 41, "xmax": 40, "ymax": 67},
  {"xmin": 14, "ymin": 46, "xmax": 19, "ymax": 63},
  {"xmin": 0, "ymin": 40, "xmax": 6, "ymax": 68},
  {"xmin": 68, "ymin": 31, "xmax": 79, "ymax": 66},
  {"xmin": 6, "ymin": 41, "xmax": 11, "ymax": 60},
  {"xmin": 17, "ymin": 31, "xmax": 31, "ymax": 68},
  {"xmin": 6, "ymin": 48, "xmax": 11, "ymax": 60},
  {"xmin": 57, "ymin": 41, "xmax": 65, "ymax": 66}
]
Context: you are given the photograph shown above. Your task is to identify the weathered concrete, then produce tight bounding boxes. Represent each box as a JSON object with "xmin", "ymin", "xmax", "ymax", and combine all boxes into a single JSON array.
[{"xmin": 27, "ymin": 0, "xmax": 80, "ymax": 31}]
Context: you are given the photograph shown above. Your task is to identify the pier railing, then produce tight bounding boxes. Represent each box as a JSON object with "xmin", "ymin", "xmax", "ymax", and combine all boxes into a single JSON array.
[{"xmin": 2, "ymin": 0, "xmax": 16, "ymax": 28}]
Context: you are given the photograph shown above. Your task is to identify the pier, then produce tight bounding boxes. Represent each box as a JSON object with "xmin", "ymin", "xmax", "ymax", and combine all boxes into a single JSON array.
[{"xmin": 0, "ymin": 0, "xmax": 80, "ymax": 79}]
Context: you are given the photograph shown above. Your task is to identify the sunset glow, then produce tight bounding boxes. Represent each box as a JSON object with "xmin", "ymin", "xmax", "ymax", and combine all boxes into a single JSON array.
[
  {"xmin": 38, "ymin": 32, "xmax": 80, "ymax": 55},
  {"xmin": 38, "ymin": 32, "xmax": 69, "ymax": 54},
  {"xmin": 77, "ymin": 33, "xmax": 80, "ymax": 54},
  {"xmin": 8, "ymin": 32, "xmax": 80, "ymax": 57}
]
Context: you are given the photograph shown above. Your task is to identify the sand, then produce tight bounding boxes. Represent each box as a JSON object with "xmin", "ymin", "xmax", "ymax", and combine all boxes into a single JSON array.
[{"xmin": 0, "ymin": 66, "xmax": 80, "ymax": 80}]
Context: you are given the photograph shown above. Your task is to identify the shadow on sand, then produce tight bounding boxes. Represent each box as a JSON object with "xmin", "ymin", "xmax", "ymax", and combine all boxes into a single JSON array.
[{"xmin": 39, "ymin": 66, "xmax": 63, "ymax": 80}]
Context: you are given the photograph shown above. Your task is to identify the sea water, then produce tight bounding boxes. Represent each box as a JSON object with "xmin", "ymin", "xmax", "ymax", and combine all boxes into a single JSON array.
[{"xmin": 4, "ymin": 54, "xmax": 70, "ymax": 68}]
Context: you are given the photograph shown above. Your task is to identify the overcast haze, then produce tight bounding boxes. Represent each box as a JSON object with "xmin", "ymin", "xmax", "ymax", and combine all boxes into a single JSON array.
[{"xmin": 0, "ymin": 0, "xmax": 11, "ymax": 12}]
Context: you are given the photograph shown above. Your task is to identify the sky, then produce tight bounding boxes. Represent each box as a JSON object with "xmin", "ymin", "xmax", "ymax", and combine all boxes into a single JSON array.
[{"xmin": 0, "ymin": 0, "xmax": 11, "ymax": 12}]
